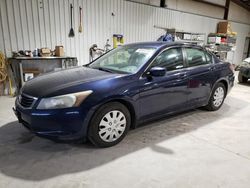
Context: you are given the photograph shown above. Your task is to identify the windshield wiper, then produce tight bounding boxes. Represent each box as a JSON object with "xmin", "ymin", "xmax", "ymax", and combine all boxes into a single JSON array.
[
  {"xmin": 96, "ymin": 67, "xmax": 114, "ymax": 73},
  {"xmin": 83, "ymin": 64, "xmax": 90, "ymax": 67}
]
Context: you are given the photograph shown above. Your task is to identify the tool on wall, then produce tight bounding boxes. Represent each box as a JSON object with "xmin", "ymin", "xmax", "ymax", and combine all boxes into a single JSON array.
[
  {"xmin": 68, "ymin": 3, "xmax": 75, "ymax": 37},
  {"xmin": 79, "ymin": 6, "xmax": 83, "ymax": 33}
]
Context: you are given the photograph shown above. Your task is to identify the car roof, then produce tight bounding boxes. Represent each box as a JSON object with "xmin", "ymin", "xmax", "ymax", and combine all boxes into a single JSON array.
[
  {"xmin": 124, "ymin": 41, "xmax": 202, "ymax": 50},
  {"xmin": 243, "ymin": 57, "xmax": 250, "ymax": 63}
]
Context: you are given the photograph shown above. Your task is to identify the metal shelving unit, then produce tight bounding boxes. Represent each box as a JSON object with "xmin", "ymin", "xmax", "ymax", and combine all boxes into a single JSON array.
[
  {"xmin": 154, "ymin": 25, "xmax": 206, "ymax": 46},
  {"xmin": 206, "ymin": 33, "xmax": 237, "ymax": 63}
]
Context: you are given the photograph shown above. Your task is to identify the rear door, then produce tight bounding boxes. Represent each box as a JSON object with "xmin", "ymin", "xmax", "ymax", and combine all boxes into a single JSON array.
[{"xmin": 184, "ymin": 47, "xmax": 215, "ymax": 106}]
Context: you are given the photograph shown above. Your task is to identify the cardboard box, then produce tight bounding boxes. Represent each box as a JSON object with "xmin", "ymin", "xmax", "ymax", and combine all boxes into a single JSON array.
[
  {"xmin": 208, "ymin": 36, "xmax": 221, "ymax": 44},
  {"xmin": 40, "ymin": 48, "xmax": 51, "ymax": 57},
  {"xmin": 217, "ymin": 21, "xmax": 231, "ymax": 34},
  {"xmin": 55, "ymin": 46, "xmax": 64, "ymax": 57},
  {"xmin": 208, "ymin": 37, "xmax": 216, "ymax": 43},
  {"xmin": 183, "ymin": 34, "xmax": 191, "ymax": 40}
]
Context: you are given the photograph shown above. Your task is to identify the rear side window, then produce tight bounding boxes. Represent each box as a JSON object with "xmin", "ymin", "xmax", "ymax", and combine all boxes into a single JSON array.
[
  {"xmin": 152, "ymin": 48, "xmax": 184, "ymax": 71},
  {"xmin": 185, "ymin": 48, "xmax": 208, "ymax": 67}
]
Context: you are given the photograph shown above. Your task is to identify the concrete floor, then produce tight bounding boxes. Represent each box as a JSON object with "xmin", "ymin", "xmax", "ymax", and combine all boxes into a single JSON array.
[{"xmin": 0, "ymin": 77, "xmax": 250, "ymax": 188}]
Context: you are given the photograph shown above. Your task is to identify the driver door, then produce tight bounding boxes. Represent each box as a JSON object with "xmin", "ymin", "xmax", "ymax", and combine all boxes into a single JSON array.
[{"xmin": 138, "ymin": 47, "xmax": 189, "ymax": 120}]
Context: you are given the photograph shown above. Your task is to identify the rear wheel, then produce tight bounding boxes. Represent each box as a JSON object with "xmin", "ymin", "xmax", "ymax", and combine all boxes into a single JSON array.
[
  {"xmin": 205, "ymin": 83, "xmax": 226, "ymax": 111},
  {"xmin": 88, "ymin": 102, "xmax": 131, "ymax": 147},
  {"xmin": 238, "ymin": 72, "xmax": 248, "ymax": 83}
]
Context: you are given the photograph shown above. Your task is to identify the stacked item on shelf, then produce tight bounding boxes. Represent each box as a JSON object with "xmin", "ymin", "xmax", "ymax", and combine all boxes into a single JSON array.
[{"xmin": 206, "ymin": 21, "xmax": 237, "ymax": 64}]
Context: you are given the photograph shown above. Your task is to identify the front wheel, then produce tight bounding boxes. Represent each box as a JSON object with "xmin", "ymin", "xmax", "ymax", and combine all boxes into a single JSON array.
[
  {"xmin": 205, "ymin": 83, "xmax": 226, "ymax": 111},
  {"xmin": 88, "ymin": 102, "xmax": 131, "ymax": 147}
]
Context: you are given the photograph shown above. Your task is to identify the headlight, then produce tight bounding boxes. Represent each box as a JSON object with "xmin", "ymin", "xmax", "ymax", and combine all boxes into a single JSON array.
[{"xmin": 37, "ymin": 90, "xmax": 93, "ymax": 109}]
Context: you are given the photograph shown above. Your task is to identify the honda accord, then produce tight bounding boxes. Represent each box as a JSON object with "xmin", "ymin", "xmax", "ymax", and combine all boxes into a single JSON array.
[{"xmin": 13, "ymin": 42, "xmax": 235, "ymax": 147}]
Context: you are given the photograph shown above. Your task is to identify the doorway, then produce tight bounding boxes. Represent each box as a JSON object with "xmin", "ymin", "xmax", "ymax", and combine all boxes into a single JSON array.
[{"xmin": 243, "ymin": 37, "xmax": 250, "ymax": 60}]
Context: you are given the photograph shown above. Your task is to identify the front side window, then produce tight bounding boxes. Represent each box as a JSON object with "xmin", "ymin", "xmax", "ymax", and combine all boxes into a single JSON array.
[
  {"xmin": 151, "ymin": 48, "xmax": 184, "ymax": 71},
  {"xmin": 185, "ymin": 48, "xmax": 208, "ymax": 67},
  {"xmin": 89, "ymin": 46, "xmax": 157, "ymax": 74},
  {"xmin": 205, "ymin": 52, "xmax": 213, "ymax": 64}
]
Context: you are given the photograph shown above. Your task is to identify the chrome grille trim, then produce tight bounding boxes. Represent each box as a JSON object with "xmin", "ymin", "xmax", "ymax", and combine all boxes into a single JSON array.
[{"xmin": 18, "ymin": 93, "xmax": 38, "ymax": 109}]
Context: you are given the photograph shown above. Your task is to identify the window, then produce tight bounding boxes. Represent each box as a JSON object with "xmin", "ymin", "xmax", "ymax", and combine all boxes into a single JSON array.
[
  {"xmin": 205, "ymin": 52, "xmax": 213, "ymax": 64},
  {"xmin": 152, "ymin": 48, "xmax": 184, "ymax": 71},
  {"xmin": 185, "ymin": 48, "xmax": 208, "ymax": 67}
]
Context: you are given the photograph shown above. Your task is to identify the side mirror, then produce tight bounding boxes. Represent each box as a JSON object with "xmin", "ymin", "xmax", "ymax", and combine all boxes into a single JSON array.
[{"xmin": 149, "ymin": 67, "xmax": 166, "ymax": 77}]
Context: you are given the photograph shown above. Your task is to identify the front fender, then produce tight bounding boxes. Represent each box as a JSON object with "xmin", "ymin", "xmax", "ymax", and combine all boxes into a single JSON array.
[{"xmin": 81, "ymin": 95, "xmax": 139, "ymax": 138}]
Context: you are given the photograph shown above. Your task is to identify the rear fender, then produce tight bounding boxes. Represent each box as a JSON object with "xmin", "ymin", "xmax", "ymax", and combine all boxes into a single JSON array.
[{"xmin": 206, "ymin": 78, "xmax": 229, "ymax": 104}]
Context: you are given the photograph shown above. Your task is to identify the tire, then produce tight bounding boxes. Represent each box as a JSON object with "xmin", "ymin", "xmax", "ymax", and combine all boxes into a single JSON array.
[
  {"xmin": 238, "ymin": 72, "xmax": 248, "ymax": 83},
  {"xmin": 205, "ymin": 83, "xmax": 226, "ymax": 111},
  {"xmin": 88, "ymin": 102, "xmax": 131, "ymax": 147}
]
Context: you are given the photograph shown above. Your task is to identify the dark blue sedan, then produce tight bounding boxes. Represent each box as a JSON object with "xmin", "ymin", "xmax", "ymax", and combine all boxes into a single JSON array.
[{"xmin": 14, "ymin": 42, "xmax": 235, "ymax": 147}]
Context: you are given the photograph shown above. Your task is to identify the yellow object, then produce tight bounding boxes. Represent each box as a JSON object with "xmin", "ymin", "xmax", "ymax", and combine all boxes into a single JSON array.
[
  {"xmin": 113, "ymin": 34, "xmax": 124, "ymax": 48},
  {"xmin": 0, "ymin": 51, "xmax": 7, "ymax": 83},
  {"xmin": 0, "ymin": 51, "xmax": 14, "ymax": 96}
]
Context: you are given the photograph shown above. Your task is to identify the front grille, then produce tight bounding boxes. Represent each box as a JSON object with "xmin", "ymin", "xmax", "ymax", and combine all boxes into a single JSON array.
[{"xmin": 19, "ymin": 94, "xmax": 36, "ymax": 108}]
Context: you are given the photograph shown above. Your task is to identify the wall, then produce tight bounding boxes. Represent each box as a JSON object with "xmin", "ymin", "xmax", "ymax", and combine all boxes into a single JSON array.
[
  {"xmin": 131, "ymin": 0, "xmax": 250, "ymax": 24},
  {"xmin": 229, "ymin": 2, "xmax": 250, "ymax": 24},
  {"xmin": 0, "ymin": 0, "xmax": 250, "ymax": 66},
  {"xmin": 168, "ymin": 0, "xmax": 224, "ymax": 19}
]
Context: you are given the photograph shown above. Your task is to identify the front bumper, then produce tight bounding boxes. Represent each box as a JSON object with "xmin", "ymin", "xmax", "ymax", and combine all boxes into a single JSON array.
[{"xmin": 13, "ymin": 100, "xmax": 92, "ymax": 141}]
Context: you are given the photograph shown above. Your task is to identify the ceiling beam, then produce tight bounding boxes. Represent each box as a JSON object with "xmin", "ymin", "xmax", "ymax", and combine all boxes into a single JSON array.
[
  {"xmin": 231, "ymin": 0, "xmax": 250, "ymax": 11},
  {"xmin": 224, "ymin": 0, "xmax": 231, "ymax": 20},
  {"xmin": 192, "ymin": 0, "xmax": 226, "ymax": 8},
  {"xmin": 160, "ymin": 0, "xmax": 166, "ymax": 7},
  {"xmin": 193, "ymin": 0, "xmax": 250, "ymax": 11}
]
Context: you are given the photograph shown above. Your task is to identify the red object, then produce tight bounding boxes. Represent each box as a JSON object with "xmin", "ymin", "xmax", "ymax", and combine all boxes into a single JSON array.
[{"xmin": 221, "ymin": 37, "xmax": 227, "ymax": 43}]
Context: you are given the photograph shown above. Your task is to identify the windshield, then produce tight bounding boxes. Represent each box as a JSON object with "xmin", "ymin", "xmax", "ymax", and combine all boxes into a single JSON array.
[{"xmin": 89, "ymin": 46, "xmax": 157, "ymax": 74}]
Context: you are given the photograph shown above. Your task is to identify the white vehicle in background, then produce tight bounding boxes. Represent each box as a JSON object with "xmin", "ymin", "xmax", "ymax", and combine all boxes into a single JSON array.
[{"xmin": 236, "ymin": 57, "xmax": 250, "ymax": 83}]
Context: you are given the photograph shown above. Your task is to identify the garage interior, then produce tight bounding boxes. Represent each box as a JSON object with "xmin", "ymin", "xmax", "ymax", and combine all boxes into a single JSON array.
[{"xmin": 0, "ymin": 0, "xmax": 250, "ymax": 187}]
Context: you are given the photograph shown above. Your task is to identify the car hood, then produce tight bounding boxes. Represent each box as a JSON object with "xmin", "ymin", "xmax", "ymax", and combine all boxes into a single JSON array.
[{"xmin": 22, "ymin": 67, "xmax": 120, "ymax": 97}]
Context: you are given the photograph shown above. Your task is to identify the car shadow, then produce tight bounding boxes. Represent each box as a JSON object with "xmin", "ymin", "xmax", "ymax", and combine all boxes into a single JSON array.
[{"xmin": 0, "ymin": 96, "xmax": 247, "ymax": 181}]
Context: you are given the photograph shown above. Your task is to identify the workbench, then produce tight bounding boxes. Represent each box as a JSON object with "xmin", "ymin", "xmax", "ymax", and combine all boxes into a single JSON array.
[{"xmin": 9, "ymin": 56, "xmax": 78, "ymax": 94}]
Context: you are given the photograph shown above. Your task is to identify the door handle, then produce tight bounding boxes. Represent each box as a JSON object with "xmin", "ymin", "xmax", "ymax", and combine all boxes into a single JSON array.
[
  {"xmin": 178, "ymin": 72, "xmax": 187, "ymax": 79},
  {"xmin": 209, "ymin": 66, "xmax": 216, "ymax": 71}
]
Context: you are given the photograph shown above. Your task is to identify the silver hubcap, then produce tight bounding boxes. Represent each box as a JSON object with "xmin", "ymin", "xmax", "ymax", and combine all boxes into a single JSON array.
[
  {"xmin": 213, "ymin": 87, "xmax": 224, "ymax": 107},
  {"xmin": 98, "ymin": 110, "xmax": 126, "ymax": 142}
]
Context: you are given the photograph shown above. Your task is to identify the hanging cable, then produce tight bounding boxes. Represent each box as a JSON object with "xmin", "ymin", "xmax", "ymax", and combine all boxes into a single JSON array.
[{"xmin": 0, "ymin": 51, "xmax": 7, "ymax": 83}]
